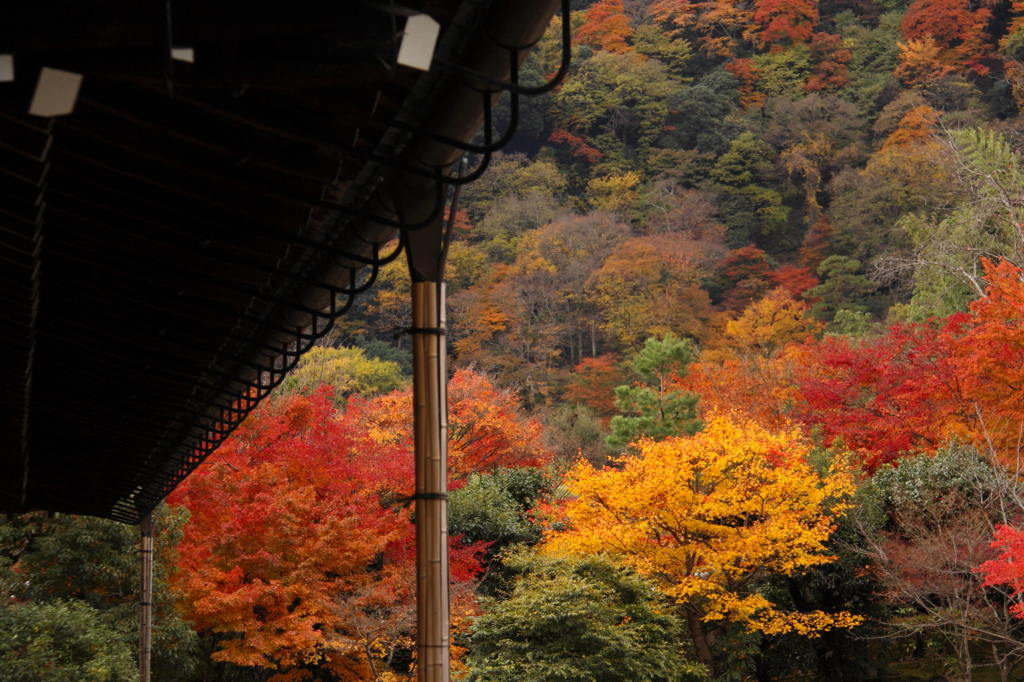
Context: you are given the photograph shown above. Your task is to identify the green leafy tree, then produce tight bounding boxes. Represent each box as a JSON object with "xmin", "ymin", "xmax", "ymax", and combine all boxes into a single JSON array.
[
  {"xmin": 552, "ymin": 50, "xmax": 680, "ymax": 173},
  {"xmin": 450, "ymin": 468, "xmax": 553, "ymax": 558},
  {"xmin": 459, "ymin": 153, "xmax": 571, "ymax": 262},
  {"xmin": 752, "ymin": 46, "xmax": 813, "ymax": 98},
  {"xmin": 491, "ymin": 54, "xmax": 552, "ymax": 151},
  {"xmin": 839, "ymin": 12, "xmax": 902, "ymax": 117},
  {"xmin": 0, "ymin": 510, "xmax": 198, "ymax": 681},
  {"xmin": 544, "ymin": 402, "xmax": 618, "ymax": 467},
  {"xmin": 280, "ymin": 345, "xmax": 407, "ymax": 403},
  {"xmin": 710, "ymin": 132, "xmax": 792, "ymax": 245},
  {"xmin": 608, "ymin": 334, "xmax": 702, "ymax": 447},
  {"xmin": 805, "ymin": 255, "xmax": 876, "ymax": 322},
  {"xmin": 0, "ymin": 600, "xmax": 137, "ymax": 682},
  {"xmin": 660, "ymin": 71, "xmax": 742, "ymax": 154},
  {"xmin": 632, "ymin": 24, "xmax": 693, "ymax": 75},
  {"xmin": 352, "ymin": 336, "xmax": 413, "ymax": 376},
  {"xmin": 466, "ymin": 553, "xmax": 705, "ymax": 682},
  {"xmin": 890, "ymin": 129, "xmax": 1024, "ymax": 320}
]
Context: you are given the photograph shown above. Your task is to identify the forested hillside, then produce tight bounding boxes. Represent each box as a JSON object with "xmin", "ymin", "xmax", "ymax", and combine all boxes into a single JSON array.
[
  {"xmin": 343, "ymin": 0, "xmax": 1024, "ymax": 414},
  {"xmin": 7, "ymin": 1, "xmax": 1024, "ymax": 681}
]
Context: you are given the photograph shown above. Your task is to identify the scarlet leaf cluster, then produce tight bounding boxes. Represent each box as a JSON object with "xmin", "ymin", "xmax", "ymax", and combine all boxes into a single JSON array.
[
  {"xmin": 681, "ymin": 260, "xmax": 1024, "ymax": 472},
  {"xmin": 953, "ymin": 259, "xmax": 1024, "ymax": 456},
  {"xmin": 788, "ymin": 322, "xmax": 970, "ymax": 471},
  {"xmin": 548, "ymin": 129, "xmax": 605, "ymax": 163},
  {"xmin": 717, "ymin": 245, "xmax": 773, "ymax": 310},
  {"xmin": 725, "ymin": 58, "xmax": 765, "ymax": 109},
  {"xmin": 979, "ymin": 525, "xmax": 1024, "ymax": 618},
  {"xmin": 363, "ymin": 369, "xmax": 552, "ymax": 483},
  {"xmin": 562, "ymin": 354, "xmax": 625, "ymax": 418},
  {"xmin": 769, "ymin": 264, "xmax": 819, "ymax": 299}
]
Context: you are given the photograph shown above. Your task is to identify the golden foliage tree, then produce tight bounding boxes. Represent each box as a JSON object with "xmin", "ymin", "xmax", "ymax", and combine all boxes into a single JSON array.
[
  {"xmin": 723, "ymin": 288, "xmax": 823, "ymax": 357},
  {"xmin": 587, "ymin": 236, "xmax": 719, "ymax": 351},
  {"xmin": 894, "ymin": 37, "xmax": 956, "ymax": 85},
  {"xmin": 545, "ymin": 415, "xmax": 859, "ymax": 674}
]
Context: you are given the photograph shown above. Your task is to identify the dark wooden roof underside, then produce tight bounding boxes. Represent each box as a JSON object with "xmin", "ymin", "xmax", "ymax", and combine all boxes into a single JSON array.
[{"xmin": 0, "ymin": 0, "xmax": 559, "ymax": 523}]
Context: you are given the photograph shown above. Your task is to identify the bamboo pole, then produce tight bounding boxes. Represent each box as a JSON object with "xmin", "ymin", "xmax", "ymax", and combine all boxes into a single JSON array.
[
  {"xmin": 411, "ymin": 280, "xmax": 449, "ymax": 682},
  {"xmin": 139, "ymin": 513, "xmax": 153, "ymax": 682}
]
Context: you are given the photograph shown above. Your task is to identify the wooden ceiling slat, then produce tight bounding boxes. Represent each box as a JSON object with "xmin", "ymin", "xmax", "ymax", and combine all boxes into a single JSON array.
[
  {"xmin": 78, "ymin": 89, "xmax": 347, "ymax": 182},
  {"xmin": 52, "ymin": 120, "xmax": 324, "ymax": 221}
]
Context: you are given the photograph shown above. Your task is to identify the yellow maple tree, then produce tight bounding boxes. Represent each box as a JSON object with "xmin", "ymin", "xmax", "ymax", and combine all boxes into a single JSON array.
[
  {"xmin": 545, "ymin": 414, "xmax": 860, "ymax": 671},
  {"xmin": 586, "ymin": 171, "xmax": 642, "ymax": 213},
  {"xmin": 723, "ymin": 288, "xmax": 823, "ymax": 357},
  {"xmin": 894, "ymin": 37, "xmax": 956, "ymax": 86}
]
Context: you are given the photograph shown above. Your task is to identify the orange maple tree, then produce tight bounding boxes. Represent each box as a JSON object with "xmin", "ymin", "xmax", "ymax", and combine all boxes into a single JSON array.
[
  {"xmin": 575, "ymin": 0, "xmax": 635, "ymax": 54},
  {"xmin": 725, "ymin": 58, "xmax": 765, "ymax": 109},
  {"xmin": 169, "ymin": 389, "xmax": 405, "ymax": 677},
  {"xmin": 881, "ymin": 105, "xmax": 941, "ymax": 149},
  {"xmin": 650, "ymin": 0, "xmax": 753, "ymax": 57},
  {"xmin": 717, "ymin": 245, "xmax": 773, "ymax": 311},
  {"xmin": 797, "ymin": 214, "xmax": 834, "ymax": 271},
  {"xmin": 949, "ymin": 259, "xmax": 1024, "ymax": 460},
  {"xmin": 360, "ymin": 368, "xmax": 552, "ymax": 484},
  {"xmin": 678, "ymin": 352, "xmax": 800, "ymax": 430},
  {"xmin": 723, "ymin": 288, "xmax": 823, "ymax": 357},
  {"xmin": 783, "ymin": 259, "xmax": 1024, "ymax": 470},
  {"xmin": 804, "ymin": 32, "xmax": 851, "ymax": 92},
  {"xmin": 769, "ymin": 264, "xmax": 819, "ymax": 299},
  {"xmin": 548, "ymin": 129, "xmax": 605, "ymax": 164}
]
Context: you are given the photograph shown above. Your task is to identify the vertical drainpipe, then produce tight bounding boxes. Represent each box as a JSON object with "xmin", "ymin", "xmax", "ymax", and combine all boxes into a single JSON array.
[
  {"xmin": 139, "ymin": 512, "xmax": 153, "ymax": 682},
  {"xmin": 411, "ymin": 277, "xmax": 449, "ymax": 682},
  {"xmin": 383, "ymin": 4, "xmax": 560, "ymax": 678},
  {"xmin": 404, "ymin": 199, "xmax": 452, "ymax": 682}
]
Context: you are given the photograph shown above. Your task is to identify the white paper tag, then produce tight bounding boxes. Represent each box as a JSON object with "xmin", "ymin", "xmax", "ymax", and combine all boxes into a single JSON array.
[
  {"xmin": 0, "ymin": 55, "xmax": 13, "ymax": 83},
  {"xmin": 171, "ymin": 47, "xmax": 195, "ymax": 64},
  {"xmin": 29, "ymin": 67, "xmax": 83, "ymax": 117},
  {"xmin": 397, "ymin": 14, "xmax": 440, "ymax": 71}
]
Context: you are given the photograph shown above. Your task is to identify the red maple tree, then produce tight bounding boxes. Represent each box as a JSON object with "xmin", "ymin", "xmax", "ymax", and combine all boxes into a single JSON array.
[
  {"xmin": 169, "ymin": 386, "xmax": 492, "ymax": 679},
  {"xmin": 562, "ymin": 354, "xmax": 626, "ymax": 418},
  {"xmin": 804, "ymin": 32, "xmax": 851, "ymax": 92},
  {"xmin": 750, "ymin": 0, "xmax": 818, "ymax": 49},
  {"xmin": 900, "ymin": 0, "xmax": 995, "ymax": 76}
]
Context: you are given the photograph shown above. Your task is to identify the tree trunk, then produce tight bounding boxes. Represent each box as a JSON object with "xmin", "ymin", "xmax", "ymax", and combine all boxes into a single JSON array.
[
  {"xmin": 751, "ymin": 633, "xmax": 780, "ymax": 682},
  {"xmin": 684, "ymin": 605, "xmax": 715, "ymax": 677},
  {"xmin": 958, "ymin": 631, "xmax": 972, "ymax": 682}
]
